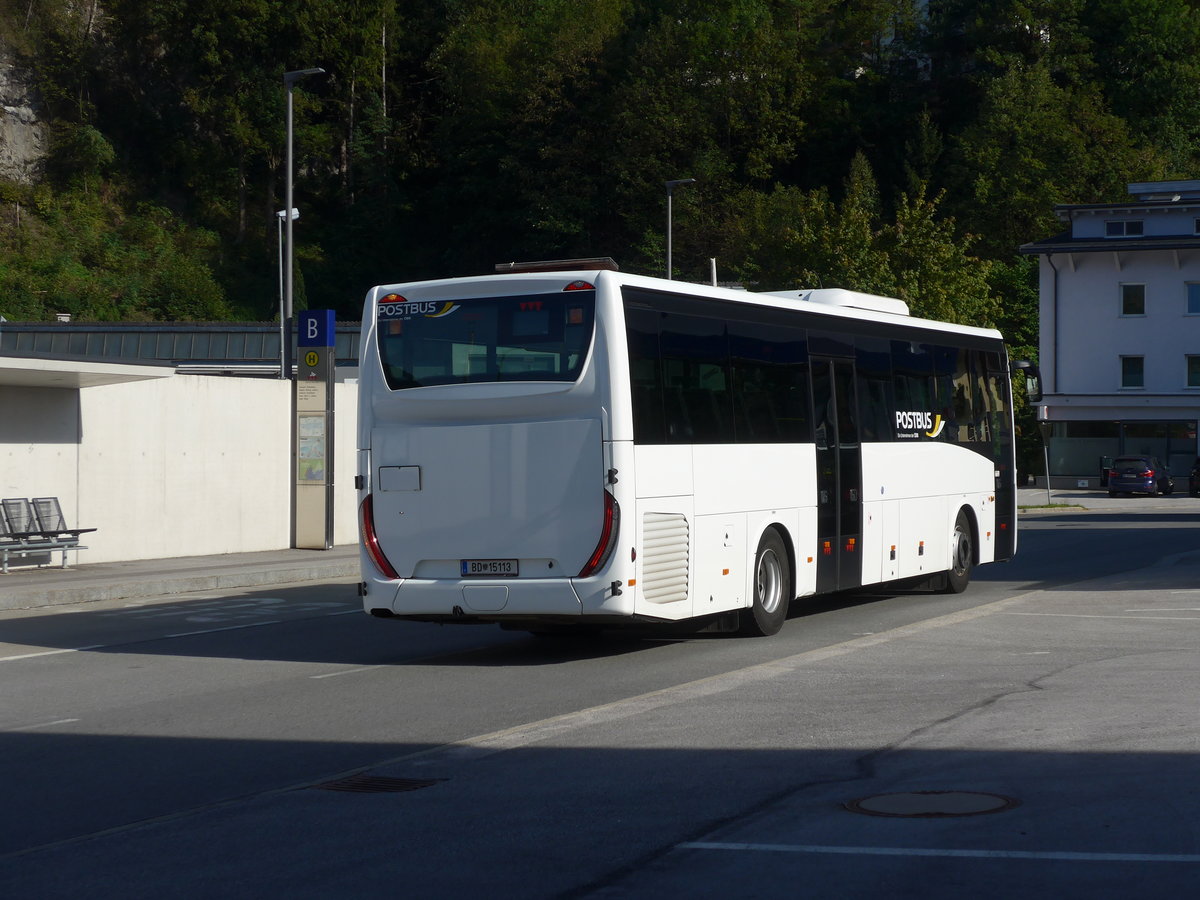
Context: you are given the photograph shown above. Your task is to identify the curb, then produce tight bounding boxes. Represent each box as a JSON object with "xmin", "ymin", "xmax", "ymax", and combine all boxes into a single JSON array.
[{"xmin": 1, "ymin": 559, "xmax": 361, "ymax": 611}]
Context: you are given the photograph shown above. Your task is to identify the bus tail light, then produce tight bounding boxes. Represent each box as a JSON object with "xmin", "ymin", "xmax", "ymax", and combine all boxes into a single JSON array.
[
  {"xmin": 578, "ymin": 489, "xmax": 620, "ymax": 578},
  {"xmin": 360, "ymin": 494, "xmax": 399, "ymax": 580}
]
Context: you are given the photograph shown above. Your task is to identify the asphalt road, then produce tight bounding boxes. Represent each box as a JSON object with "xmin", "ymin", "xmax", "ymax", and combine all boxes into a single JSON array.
[{"xmin": 2, "ymin": 505, "xmax": 1200, "ymax": 898}]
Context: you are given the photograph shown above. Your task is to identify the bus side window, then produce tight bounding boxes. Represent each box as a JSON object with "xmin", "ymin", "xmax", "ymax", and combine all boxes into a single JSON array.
[
  {"xmin": 969, "ymin": 349, "xmax": 990, "ymax": 443},
  {"xmin": 660, "ymin": 312, "xmax": 730, "ymax": 444},
  {"xmin": 729, "ymin": 321, "xmax": 809, "ymax": 444},
  {"xmin": 625, "ymin": 307, "xmax": 666, "ymax": 444},
  {"xmin": 857, "ymin": 375, "xmax": 891, "ymax": 441},
  {"xmin": 948, "ymin": 347, "xmax": 974, "ymax": 443},
  {"xmin": 892, "ymin": 340, "xmax": 934, "ymax": 421},
  {"xmin": 931, "ymin": 345, "xmax": 959, "ymax": 442},
  {"xmin": 855, "ymin": 338, "xmax": 892, "ymax": 442}
]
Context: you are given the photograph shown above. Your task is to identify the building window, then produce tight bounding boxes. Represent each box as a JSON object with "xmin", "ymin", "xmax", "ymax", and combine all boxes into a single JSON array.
[
  {"xmin": 1106, "ymin": 220, "xmax": 1144, "ymax": 237},
  {"xmin": 1188, "ymin": 283, "xmax": 1200, "ymax": 315},
  {"xmin": 1188, "ymin": 356, "xmax": 1200, "ymax": 388},
  {"xmin": 1121, "ymin": 283, "xmax": 1145, "ymax": 316},
  {"xmin": 1194, "ymin": 218, "xmax": 1200, "ymax": 235},
  {"xmin": 1121, "ymin": 356, "xmax": 1145, "ymax": 388}
]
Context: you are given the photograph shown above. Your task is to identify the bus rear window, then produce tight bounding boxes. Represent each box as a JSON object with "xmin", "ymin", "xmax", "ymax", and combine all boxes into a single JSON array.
[{"xmin": 376, "ymin": 291, "xmax": 596, "ymax": 390}]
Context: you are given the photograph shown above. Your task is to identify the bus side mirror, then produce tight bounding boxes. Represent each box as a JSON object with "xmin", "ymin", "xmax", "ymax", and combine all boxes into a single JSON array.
[{"xmin": 1011, "ymin": 360, "xmax": 1042, "ymax": 404}]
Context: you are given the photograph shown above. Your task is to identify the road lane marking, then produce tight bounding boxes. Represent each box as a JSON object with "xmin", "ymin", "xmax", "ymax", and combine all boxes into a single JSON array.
[
  {"xmin": 1007, "ymin": 612, "xmax": 1200, "ymax": 622},
  {"xmin": 165, "ymin": 620, "xmax": 282, "ymax": 638},
  {"xmin": 677, "ymin": 842, "xmax": 1200, "ymax": 863},
  {"xmin": 5, "ymin": 718, "xmax": 80, "ymax": 732},
  {"xmin": 0, "ymin": 607, "xmax": 361, "ymax": 663},
  {"xmin": 97, "ymin": 599, "xmax": 357, "ymax": 625},
  {"xmin": 1127, "ymin": 608, "xmax": 1200, "ymax": 612},
  {"xmin": 0, "ymin": 645, "xmax": 103, "ymax": 663},
  {"xmin": 310, "ymin": 665, "xmax": 383, "ymax": 680}
]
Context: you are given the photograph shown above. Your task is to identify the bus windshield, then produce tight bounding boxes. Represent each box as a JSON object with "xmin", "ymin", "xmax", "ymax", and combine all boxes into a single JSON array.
[{"xmin": 375, "ymin": 290, "xmax": 596, "ymax": 390}]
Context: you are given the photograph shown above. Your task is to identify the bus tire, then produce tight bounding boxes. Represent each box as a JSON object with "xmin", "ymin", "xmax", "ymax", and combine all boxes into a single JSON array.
[
  {"xmin": 740, "ymin": 529, "xmax": 790, "ymax": 636},
  {"xmin": 943, "ymin": 508, "xmax": 974, "ymax": 594}
]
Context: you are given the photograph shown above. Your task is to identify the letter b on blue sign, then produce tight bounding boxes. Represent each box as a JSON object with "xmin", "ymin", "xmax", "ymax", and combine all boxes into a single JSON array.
[{"xmin": 299, "ymin": 310, "xmax": 336, "ymax": 348}]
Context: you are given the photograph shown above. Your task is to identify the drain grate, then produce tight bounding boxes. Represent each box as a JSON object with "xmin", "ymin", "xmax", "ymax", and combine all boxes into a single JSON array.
[
  {"xmin": 311, "ymin": 774, "xmax": 446, "ymax": 794},
  {"xmin": 845, "ymin": 790, "xmax": 1019, "ymax": 818}
]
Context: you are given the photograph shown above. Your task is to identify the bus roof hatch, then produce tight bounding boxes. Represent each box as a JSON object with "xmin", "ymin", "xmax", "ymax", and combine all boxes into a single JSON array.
[
  {"xmin": 764, "ymin": 288, "xmax": 910, "ymax": 317},
  {"xmin": 494, "ymin": 257, "xmax": 620, "ymax": 274}
]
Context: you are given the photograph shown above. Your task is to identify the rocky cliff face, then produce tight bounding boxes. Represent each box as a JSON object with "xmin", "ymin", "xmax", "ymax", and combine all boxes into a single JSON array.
[{"xmin": 0, "ymin": 42, "xmax": 47, "ymax": 185}]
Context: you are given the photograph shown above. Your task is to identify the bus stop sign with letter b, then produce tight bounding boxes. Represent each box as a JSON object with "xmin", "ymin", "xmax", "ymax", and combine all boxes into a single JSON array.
[
  {"xmin": 294, "ymin": 309, "xmax": 336, "ymax": 550},
  {"xmin": 299, "ymin": 309, "xmax": 336, "ymax": 348}
]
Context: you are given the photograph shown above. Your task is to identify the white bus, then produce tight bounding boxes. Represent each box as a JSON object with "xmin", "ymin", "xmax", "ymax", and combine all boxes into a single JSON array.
[{"xmin": 357, "ymin": 258, "xmax": 1034, "ymax": 636}]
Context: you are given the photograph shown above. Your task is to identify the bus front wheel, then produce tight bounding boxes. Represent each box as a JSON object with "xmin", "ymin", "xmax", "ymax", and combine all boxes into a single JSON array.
[
  {"xmin": 740, "ymin": 529, "xmax": 791, "ymax": 637},
  {"xmin": 943, "ymin": 509, "xmax": 974, "ymax": 594}
]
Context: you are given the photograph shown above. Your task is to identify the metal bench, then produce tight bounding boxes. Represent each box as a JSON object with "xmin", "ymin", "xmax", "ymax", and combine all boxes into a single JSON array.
[
  {"xmin": 0, "ymin": 497, "xmax": 94, "ymax": 574},
  {"xmin": 31, "ymin": 497, "xmax": 98, "ymax": 542}
]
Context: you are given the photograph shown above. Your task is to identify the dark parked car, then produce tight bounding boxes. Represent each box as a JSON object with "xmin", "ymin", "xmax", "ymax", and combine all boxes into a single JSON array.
[
  {"xmin": 1189, "ymin": 458, "xmax": 1200, "ymax": 497},
  {"xmin": 1108, "ymin": 455, "xmax": 1174, "ymax": 496}
]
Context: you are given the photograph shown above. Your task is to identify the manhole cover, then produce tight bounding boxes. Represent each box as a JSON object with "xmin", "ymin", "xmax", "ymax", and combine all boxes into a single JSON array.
[
  {"xmin": 311, "ymin": 775, "xmax": 445, "ymax": 794},
  {"xmin": 845, "ymin": 791, "xmax": 1019, "ymax": 818}
]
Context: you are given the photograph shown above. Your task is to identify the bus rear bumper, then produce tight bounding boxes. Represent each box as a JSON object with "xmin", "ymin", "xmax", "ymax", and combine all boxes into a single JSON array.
[{"xmin": 362, "ymin": 575, "xmax": 588, "ymax": 621}]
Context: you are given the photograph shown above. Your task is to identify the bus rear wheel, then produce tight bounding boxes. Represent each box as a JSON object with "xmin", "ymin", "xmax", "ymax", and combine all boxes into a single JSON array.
[
  {"xmin": 943, "ymin": 509, "xmax": 974, "ymax": 594},
  {"xmin": 740, "ymin": 529, "xmax": 790, "ymax": 636}
]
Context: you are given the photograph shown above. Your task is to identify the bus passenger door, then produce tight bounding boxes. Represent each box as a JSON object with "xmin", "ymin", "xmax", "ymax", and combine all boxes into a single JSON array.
[{"xmin": 812, "ymin": 359, "xmax": 862, "ymax": 594}]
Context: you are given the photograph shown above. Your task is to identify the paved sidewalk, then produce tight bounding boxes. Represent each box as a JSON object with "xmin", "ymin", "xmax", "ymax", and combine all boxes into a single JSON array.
[
  {"xmin": 1017, "ymin": 485, "xmax": 1200, "ymax": 511},
  {"xmin": 0, "ymin": 544, "xmax": 360, "ymax": 611}
]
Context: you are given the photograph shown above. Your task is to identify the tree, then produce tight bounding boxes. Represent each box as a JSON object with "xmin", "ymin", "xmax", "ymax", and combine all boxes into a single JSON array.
[
  {"xmin": 604, "ymin": 0, "xmax": 815, "ymax": 277},
  {"xmin": 722, "ymin": 153, "xmax": 997, "ymax": 331},
  {"xmin": 880, "ymin": 183, "xmax": 997, "ymax": 326},
  {"xmin": 947, "ymin": 62, "xmax": 1162, "ymax": 255},
  {"xmin": 1083, "ymin": 0, "xmax": 1200, "ymax": 176}
]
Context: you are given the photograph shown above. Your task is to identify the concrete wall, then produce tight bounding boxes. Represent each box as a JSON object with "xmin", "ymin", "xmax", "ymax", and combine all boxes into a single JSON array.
[
  {"xmin": 1, "ymin": 375, "xmax": 358, "ymax": 564},
  {"xmin": 0, "ymin": 385, "xmax": 81, "ymax": 519}
]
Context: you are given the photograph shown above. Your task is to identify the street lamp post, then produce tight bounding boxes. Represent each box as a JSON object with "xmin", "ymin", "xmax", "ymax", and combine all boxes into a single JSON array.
[
  {"xmin": 665, "ymin": 178, "xmax": 696, "ymax": 280},
  {"xmin": 276, "ymin": 208, "xmax": 299, "ymax": 379},
  {"xmin": 283, "ymin": 67, "xmax": 325, "ymax": 380}
]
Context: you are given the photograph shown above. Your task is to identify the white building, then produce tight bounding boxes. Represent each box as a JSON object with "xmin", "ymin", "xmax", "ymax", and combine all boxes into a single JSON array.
[{"xmin": 1020, "ymin": 180, "xmax": 1200, "ymax": 485}]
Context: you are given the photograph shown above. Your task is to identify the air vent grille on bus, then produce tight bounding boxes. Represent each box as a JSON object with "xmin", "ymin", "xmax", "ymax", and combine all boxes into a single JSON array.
[{"xmin": 641, "ymin": 513, "xmax": 690, "ymax": 605}]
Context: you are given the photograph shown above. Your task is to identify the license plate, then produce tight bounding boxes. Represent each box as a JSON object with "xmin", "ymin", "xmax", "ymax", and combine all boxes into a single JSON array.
[{"xmin": 461, "ymin": 559, "xmax": 519, "ymax": 577}]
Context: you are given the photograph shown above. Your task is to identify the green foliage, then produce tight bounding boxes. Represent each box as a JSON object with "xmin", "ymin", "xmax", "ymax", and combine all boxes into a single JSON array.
[
  {"xmin": 947, "ymin": 62, "xmax": 1162, "ymax": 256},
  {"xmin": 0, "ymin": 179, "xmax": 230, "ymax": 321},
  {"xmin": 882, "ymin": 184, "xmax": 997, "ymax": 326},
  {"xmin": 1084, "ymin": 0, "xmax": 1200, "ymax": 173},
  {"xmin": 723, "ymin": 155, "xmax": 997, "ymax": 330},
  {"xmin": 0, "ymin": 0, "xmax": 1197, "ymax": 338},
  {"xmin": 46, "ymin": 123, "xmax": 115, "ymax": 185}
]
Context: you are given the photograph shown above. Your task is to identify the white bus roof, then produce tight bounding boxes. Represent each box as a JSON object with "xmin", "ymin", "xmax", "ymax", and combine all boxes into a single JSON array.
[{"xmin": 367, "ymin": 267, "xmax": 1003, "ymax": 342}]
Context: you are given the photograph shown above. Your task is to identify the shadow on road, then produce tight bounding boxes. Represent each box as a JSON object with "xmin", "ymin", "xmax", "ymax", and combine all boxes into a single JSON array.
[{"xmin": 3, "ymin": 731, "xmax": 1199, "ymax": 899}]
